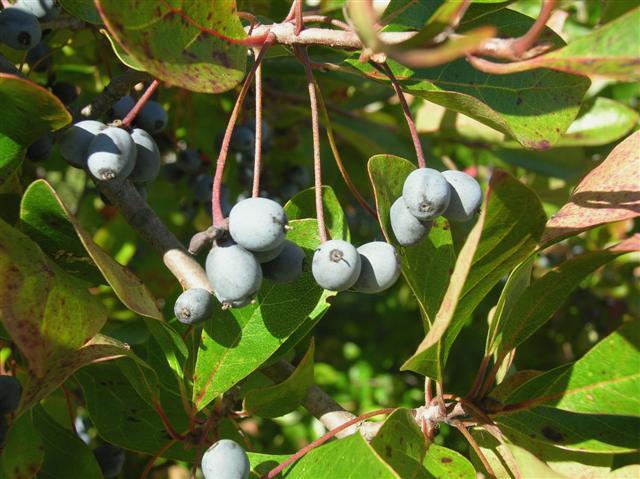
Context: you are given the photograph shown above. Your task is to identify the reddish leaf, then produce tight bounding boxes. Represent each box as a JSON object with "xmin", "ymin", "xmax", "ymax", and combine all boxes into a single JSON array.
[{"xmin": 542, "ymin": 131, "xmax": 640, "ymax": 245}]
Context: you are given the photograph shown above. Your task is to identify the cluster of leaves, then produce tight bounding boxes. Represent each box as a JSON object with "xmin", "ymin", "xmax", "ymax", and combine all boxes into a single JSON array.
[{"xmin": 0, "ymin": 0, "xmax": 638, "ymax": 478}]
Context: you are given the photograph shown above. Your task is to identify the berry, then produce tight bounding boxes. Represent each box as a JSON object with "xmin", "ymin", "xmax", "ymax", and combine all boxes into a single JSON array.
[
  {"xmin": 312, "ymin": 240, "xmax": 361, "ymax": 291},
  {"xmin": 58, "ymin": 120, "xmax": 106, "ymax": 169},
  {"xmin": 26, "ymin": 42, "xmax": 51, "ymax": 72},
  {"xmin": 253, "ymin": 241, "xmax": 285, "ymax": 264},
  {"xmin": 112, "ymin": 95, "xmax": 135, "ymax": 119},
  {"xmin": 193, "ymin": 174, "xmax": 213, "ymax": 203},
  {"xmin": 228, "ymin": 197, "xmax": 288, "ymax": 252},
  {"xmin": 442, "ymin": 170, "xmax": 483, "ymax": 222},
  {"xmin": 86, "ymin": 127, "xmax": 137, "ymax": 181},
  {"xmin": 402, "ymin": 168, "xmax": 451, "ymax": 220},
  {"xmin": 0, "ymin": 8, "xmax": 42, "ymax": 50},
  {"xmin": 352, "ymin": 242, "xmax": 401, "ymax": 293},
  {"xmin": 51, "ymin": 81, "xmax": 79, "ymax": 105},
  {"xmin": 27, "ymin": 134, "xmax": 52, "ymax": 162},
  {"xmin": 230, "ymin": 125, "xmax": 255, "ymax": 153},
  {"xmin": 390, "ymin": 197, "xmax": 432, "ymax": 246},
  {"xmin": 174, "ymin": 288, "xmax": 213, "ymax": 325},
  {"xmin": 262, "ymin": 240, "xmax": 305, "ymax": 283},
  {"xmin": 0, "ymin": 376, "xmax": 22, "ymax": 415},
  {"xmin": 136, "ymin": 100, "xmax": 167, "ymax": 134},
  {"xmin": 93, "ymin": 444, "xmax": 125, "ymax": 479},
  {"xmin": 129, "ymin": 128, "xmax": 160, "ymax": 182},
  {"xmin": 13, "ymin": 0, "xmax": 61, "ymax": 22},
  {"xmin": 201, "ymin": 439, "xmax": 250, "ymax": 479},
  {"xmin": 176, "ymin": 148, "xmax": 200, "ymax": 173},
  {"xmin": 206, "ymin": 241, "xmax": 262, "ymax": 308}
]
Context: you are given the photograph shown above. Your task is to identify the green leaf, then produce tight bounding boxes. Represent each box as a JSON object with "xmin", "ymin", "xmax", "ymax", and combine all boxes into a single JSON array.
[
  {"xmin": 423, "ymin": 444, "xmax": 476, "ymax": 479},
  {"xmin": 101, "ymin": 29, "xmax": 145, "ymax": 70},
  {"xmin": 0, "ymin": 412, "xmax": 44, "ymax": 478},
  {"xmin": 20, "ymin": 180, "xmax": 163, "ymax": 319},
  {"xmin": 473, "ymin": 8, "xmax": 640, "ymax": 80},
  {"xmin": 0, "ymin": 74, "xmax": 70, "ymax": 185},
  {"xmin": 368, "ymin": 154, "xmax": 455, "ymax": 323},
  {"xmin": 402, "ymin": 170, "xmax": 546, "ymax": 378},
  {"xmin": 144, "ymin": 318, "xmax": 188, "ymax": 383},
  {"xmin": 491, "ymin": 238, "xmax": 639, "ymax": 364},
  {"xmin": 542, "ymin": 131, "xmax": 640, "ymax": 245},
  {"xmin": 59, "ymin": 0, "xmax": 102, "ymax": 23},
  {"xmin": 495, "ymin": 406, "xmax": 640, "ymax": 453},
  {"xmin": 506, "ymin": 445, "xmax": 566, "ymax": 478},
  {"xmin": 193, "ymin": 219, "xmax": 335, "ymax": 410},
  {"xmin": 345, "ymin": 9, "xmax": 590, "ymax": 150},
  {"xmin": 244, "ymin": 340, "xmax": 315, "ymax": 418},
  {"xmin": 76, "ymin": 361, "xmax": 192, "ymax": 461},
  {"xmin": 19, "ymin": 334, "xmax": 158, "ymax": 413},
  {"xmin": 488, "ymin": 370, "xmax": 542, "ymax": 403},
  {"xmin": 0, "ymin": 218, "xmax": 107, "ymax": 378},
  {"xmin": 370, "ymin": 409, "xmax": 428, "ymax": 478},
  {"xmin": 503, "ymin": 321, "xmax": 640, "ymax": 417},
  {"xmin": 555, "ymin": 97, "xmax": 639, "ymax": 147},
  {"xmin": 248, "ymin": 452, "xmax": 290, "ymax": 477},
  {"xmin": 287, "ymin": 433, "xmax": 398, "ymax": 478},
  {"xmin": 285, "ymin": 186, "xmax": 349, "ymax": 241},
  {"xmin": 96, "ymin": 0, "xmax": 248, "ymax": 93},
  {"xmin": 33, "ymin": 407, "xmax": 103, "ymax": 478}
]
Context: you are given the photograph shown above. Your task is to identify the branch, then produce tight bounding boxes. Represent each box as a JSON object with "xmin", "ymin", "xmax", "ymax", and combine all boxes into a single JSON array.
[{"xmin": 80, "ymin": 69, "xmax": 151, "ymax": 120}]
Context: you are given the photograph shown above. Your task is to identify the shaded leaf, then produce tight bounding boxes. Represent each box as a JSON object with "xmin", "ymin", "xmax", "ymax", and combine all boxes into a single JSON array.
[
  {"xmin": 0, "ymin": 219, "xmax": 106, "ymax": 377},
  {"xmin": 33, "ymin": 407, "xmax": 103, "ymax": 478},
  {"xmin": 244, "ymin": 340, "xmax": 315, "ymax": 418},
  {"xmin": 96, "ymin": 0, "xmax": 248, "ymax": 93},
  {"xmin": 368, "ymin": 154, "xmax": 455, "ymax": 323},
  {"xmin": 20, "ymin": 180, "xmax": 163, "ymax": 319},
  {"xmin": 503, "ymin": 321, "xmax": 640, "ymax": 417},
  {"xmin": 542, "ymin": 131, "xmax": 640, "ymax": 245},
  {"xmin": 193, "ymin": 219, "xmax": 336, "ymax": 410},
  {"xmin": 488, "ymin": 370, "xmax": 542, "ymax": 403},
  {"xmin": 0, "ymin": 74, "xmax": 70, "ymax": 185},
  {"xmin": 59, "ymin": 0, "xmax": 102, "ymax": 23},
  {"xmin": 370, "ymin": 409, "xmax": 429, "ymax": 478},
  {"xmin": 0, "ymin": 412, "xmax": 44, "ymax": 479}
]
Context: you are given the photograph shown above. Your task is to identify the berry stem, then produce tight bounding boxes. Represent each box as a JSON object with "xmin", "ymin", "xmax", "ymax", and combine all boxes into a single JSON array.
[
  {"xmin": 121, "ymin": 79, "xmax": 160, "ymax": 127},
  {"xmin": 315, "ymin": 78, "xmax": 377, "ymax": 219},
  {"xmin": 380, "ymin": 62, "xmax": 426, "ymax": 169},
  {"xmin": 509, "ymin": 0, "xmax": 556, "ymax": 57},
  {"xmin": 466, "ymin": 354, "xmax": 491, "ymax": 399},
  {"xmin": 450, "ymin": 419, "xmax": 497, "ymax": 478},
  {"xmin": 296, "ymin": 46, "xmax": 328, "ymax": 243},
  {"xmin": 251, "ymin": 54, "xmax": 264, "ymax": 198},
  {"xmin": 261, "ymin": 407, "xmax": 395, "ymax": 479},
  {"xmin": 211, "ymin": 36, "xmax": 274, "ymax": 225},
  {"xmin": 140, "ymin": 439, "xmax": 178, "ymax": 479}
]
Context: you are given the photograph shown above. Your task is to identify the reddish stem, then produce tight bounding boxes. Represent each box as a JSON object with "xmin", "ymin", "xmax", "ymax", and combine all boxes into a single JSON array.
[
  {"xmin": 121, "ymin": 80, "xmax": 160, "ymax": 127},
  {"xmin": 211, "ymin": 36, "xmax": 274, "ymax": 225},
  {"xmin": 140, "ymin": 439, "xmax": 177, "ymax": 479},
  {"xmin": 478, "ymin": 359, "xmax": 502, "ymax": 399},
  {"xmin": 251, "ymin": 56, "xmax": 264, "ymax": 198},
  {"xmin": 294, "ymin": 0, "xmax": 304, "ymax": 35},
  {"xmin": 62, "ymin": 386, "xmax": 78, "ymax": 436},
  {"xmin": 510, "ymin": 0, "xmax": 556, "ymax": 57},
  {"xmin": 152, "ymin": 399, "xmax": 185, "ymax": 441},
  {"xmin": 466, "ymin": 354, "xmax": 491, "ymax": 399},
  {"xmin": 380, "ymin": 63, "xmax": 426, "ymax": 169},
  {"xmin": 296, "ymin": 46, "xmax": 328, "ymax": 243},
  {"xmin": 262, "ymin": 408, "xmax": 395, "ymax": 479},
  {"xmin": 451, "ymin": 420, "xmax": 496, "ymax": 478},
  {"xmin": 315, "ymin": 79, "xmax": 377, "ymax": 219},
  {"xmin": 424, "ymin": 378, "xmax": 432, "ymax": 405}
]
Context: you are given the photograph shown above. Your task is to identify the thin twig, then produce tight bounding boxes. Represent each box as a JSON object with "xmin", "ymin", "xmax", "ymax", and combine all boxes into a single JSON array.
[
  {"xmin": 251, "ymin": 54, "xmax": 264, "ymax": 198},
  {"xmin": 294, "ymin": 0, "xmax": 304, "ymax": 35},
  {"xmin": 467, "ymin": 355, "xmax": 491, "ymax": 399},
  {"xmin": 314, "ymin": 78, "xmax": 377, "ymax": 218},
  {"xmin": 261, "ymin": 408, "xmax": 395, "ymax": 479},
  {"xmin": 152, "ymin": 399, "xmax": 185, "ymax": 441},
  {"xmin": 380, "ymin": 62, "xmax": 426, "ymax": 168},
  {"xmin": 62, "ymin": 386, "xmax": 78, "ymax": 436},
  {"xmin": 121, "ymin": 79, "xmax": 160, "ymax": 127},
  {"xmin": 296, "ymin": 46, "xmax": 328, "ymax": 242},
  {"xmin": 211, "ymin": 35, "xmax": 274, "ymax": 225}
]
